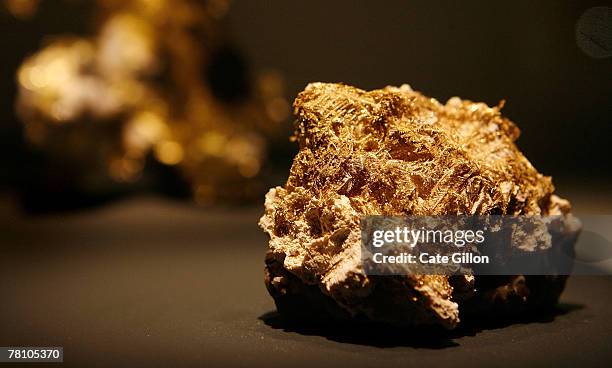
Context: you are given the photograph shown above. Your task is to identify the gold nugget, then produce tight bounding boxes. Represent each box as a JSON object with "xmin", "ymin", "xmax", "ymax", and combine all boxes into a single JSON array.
[{"xmin": 260, "ymin": 83, "xmax": 580, "ymax": 328}]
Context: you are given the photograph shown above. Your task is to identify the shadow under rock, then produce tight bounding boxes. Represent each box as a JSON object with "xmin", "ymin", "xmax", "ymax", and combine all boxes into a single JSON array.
[
  {"xmin": 259, "ymin": 303, "xmax": 583, "ymax": 349},
  {"xmin": 454, "ymin": 302, "xmax": 584, "ymax": 337}
]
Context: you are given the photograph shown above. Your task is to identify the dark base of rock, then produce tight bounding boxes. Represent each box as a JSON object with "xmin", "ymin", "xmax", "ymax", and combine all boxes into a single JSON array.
[
  {"xmin": 266, "ymin": 253, "xmax": 568, "ymax": 328},
  {"xmin": 265, "ymin": 255, "xmax": 354, "ymax": 323}
]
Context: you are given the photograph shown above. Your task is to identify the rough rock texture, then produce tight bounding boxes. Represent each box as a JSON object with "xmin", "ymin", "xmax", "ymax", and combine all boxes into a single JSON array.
[{"xmin": 259, "ymin": 82, "xmax": 581, "ymax": 329}]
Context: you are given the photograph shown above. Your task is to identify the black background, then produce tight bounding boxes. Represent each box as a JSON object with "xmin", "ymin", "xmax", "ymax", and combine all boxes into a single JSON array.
[{"xmin": 0, "ymin": 0, "xmax": 611, "ymax": 195}]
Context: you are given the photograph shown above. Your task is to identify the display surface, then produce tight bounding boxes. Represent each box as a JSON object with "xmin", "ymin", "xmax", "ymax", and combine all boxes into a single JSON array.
[
  {"xmin": 0, "ymin": 196, "xmax": 610, "ymax": 367},
  {"xmin": 260, "ymin": 83, "xmax": 580, "ymax": 328}
]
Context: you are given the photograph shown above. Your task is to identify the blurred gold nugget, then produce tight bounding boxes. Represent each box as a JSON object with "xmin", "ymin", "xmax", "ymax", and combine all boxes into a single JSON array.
[
  {"xmin": 260, "ymin": 83, "xmax": 580, "ymax": 328},
  {"xmin": 15, "ymin": 0, "xmax": 289, "ymax": 203}
]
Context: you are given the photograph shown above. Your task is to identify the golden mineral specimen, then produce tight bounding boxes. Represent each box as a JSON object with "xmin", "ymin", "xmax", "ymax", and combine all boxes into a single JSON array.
[
  {"xmin": 14, "ymin": 0, "xmax": 289, "ymax": 204},
  {"xmin": 259, "ymin": 82, "xmax": 580, "ymax": 328}
]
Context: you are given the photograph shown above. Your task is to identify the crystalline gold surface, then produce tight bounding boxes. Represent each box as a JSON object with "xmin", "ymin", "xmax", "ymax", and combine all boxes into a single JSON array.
[{"xmin": 260, "ymin": 82, "xmax": 580, "ymax": 328}]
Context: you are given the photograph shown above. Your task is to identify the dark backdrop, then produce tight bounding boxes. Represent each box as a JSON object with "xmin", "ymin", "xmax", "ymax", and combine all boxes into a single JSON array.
[
  {"xmin": 1, "ymin": 0, "xmax": 610, "ymax": 194},
  {"xmin": 226, "ymin": 0, "xmax": 611, "ymax": 182}
]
